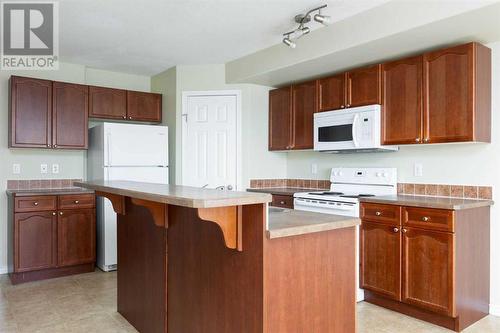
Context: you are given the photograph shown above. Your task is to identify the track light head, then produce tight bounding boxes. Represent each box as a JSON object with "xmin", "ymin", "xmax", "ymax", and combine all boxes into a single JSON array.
[
  {"xmin": 283, "ymin": 37, "xmax": 296, "ymax": 48},
  {"xmin": 314, "ymin": 13, "xmax": 330, "ymax": 25}
]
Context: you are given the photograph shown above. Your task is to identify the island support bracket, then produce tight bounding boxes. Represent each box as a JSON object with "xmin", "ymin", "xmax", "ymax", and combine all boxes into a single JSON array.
[
  {"xmin": 95, "ymin": 191, "xmax": 125, "ymax": 215},
  {"xmin": 197, "ymin": 206, "xmax": 243, "ymax": 251}
]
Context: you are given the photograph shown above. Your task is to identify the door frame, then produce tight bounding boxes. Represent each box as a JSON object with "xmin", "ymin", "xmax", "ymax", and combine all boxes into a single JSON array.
[{"xmin": 181, "ymin": 90, "xmax": 242, "ymax": 190}]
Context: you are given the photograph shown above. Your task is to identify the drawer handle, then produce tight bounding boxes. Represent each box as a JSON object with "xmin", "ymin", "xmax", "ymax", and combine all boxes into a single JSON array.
[
  {"xmin": 393, "ymin": 227, "xmax": 399, "ymax": 233},
  {"xmin": 422, "ymin": 216, "xmax": 430, "ymax": 222},
  {"xmin": 34, "ymin": 202, "xmax": 39, "ymax": 206},
  {"xmin": 74, "ymin": 200, "xmax": 79, "ymax": 204},
  {"xmin": 375, "ymin": 211, "xmax": 382, "ymax": 216},
  {"xmin": 280, "ymin": 201, "xmax": 285, "ymax": 205}
]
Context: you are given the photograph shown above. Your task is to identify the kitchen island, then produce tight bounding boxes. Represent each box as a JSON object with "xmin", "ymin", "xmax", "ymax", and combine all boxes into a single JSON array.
[{"xmin": 76, "ymin": 180, "xmax": 359, "ymax": 333}]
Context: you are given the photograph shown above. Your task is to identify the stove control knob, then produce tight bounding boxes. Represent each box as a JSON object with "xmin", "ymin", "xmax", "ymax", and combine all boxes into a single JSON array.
[
  {"xmin": 376, "ymin": 172, "xmax": 382, "ymax": 177},
  {"xmin": 382, "ymin": 172, "xmax": 388, "ymax": 178}
]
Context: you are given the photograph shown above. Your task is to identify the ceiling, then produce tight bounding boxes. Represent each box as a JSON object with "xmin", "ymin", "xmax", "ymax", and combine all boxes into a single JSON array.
[{"xmin": 59, "ymin": 0, "xmax": 390, "ymax": 76}]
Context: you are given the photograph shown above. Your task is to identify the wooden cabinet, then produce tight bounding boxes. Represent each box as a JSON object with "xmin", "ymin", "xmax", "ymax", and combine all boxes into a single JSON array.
[
  {"xmin": 9, "ymin": 77, "xmax": 88, "ymax": 149},
  {"xmin": 52, "ymin": 82, "xmax": 89, "ymax": 149},
  {"xmin": 347, "ymin": 64, "xmax": 382, "ymax": 107},
  {"xmin": 8, "ymin": 193, "xmax": 96, "ymax": 284},
  {"xmin": 291, "ymin": 81, "xmax": 316, "ymax": 149},
  {"xmin": 269, "ymin": 87, "xmax": 292, "ymax": 150},
  {"xmin": 360, "ymin": 202, "xmax": 490, "ymax": 331},
  {"xmin": 423, "ymin": 42, "xmax": 491, "ymax": 143},
  {"xmin": 58, "ymin": 209, "xmax": 96, "ymax": 267},
  {"xmin": 9, "ymin": 76, "xmax": 52, "ymax": 148},
  {"xmin": 382, "ymin": 56, "xmax": 423, "ymax": 145},
  {"xmin": 89, "ymin": 86, "xmax": 127, "ymax": 120},
  {"xmin": 14, "ymin": 212, "xmax": 57, "ymax": 272},
  {"xmin": 270, "ymin": 194, "xmax": 294, "ymax": 209},
  {"xmin": 402, "ymin": 227, "xmax": 455, "ymax": 316},
  {"xmin": 318, "ymin": 73, "xmax": 346, "ymax": 111},
  {"xmin": 127, "ymin": 91, "xmax": 162, "ymax": 122},
  {"xmin": 360, "ymin": 222, "xmax": 401, "ymax": 301}
]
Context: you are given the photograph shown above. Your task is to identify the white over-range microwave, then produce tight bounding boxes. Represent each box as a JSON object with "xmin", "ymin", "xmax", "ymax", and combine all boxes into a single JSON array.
[{"xmin": 313, "ymin": 104, "xmax": 398, "ymax": 153}]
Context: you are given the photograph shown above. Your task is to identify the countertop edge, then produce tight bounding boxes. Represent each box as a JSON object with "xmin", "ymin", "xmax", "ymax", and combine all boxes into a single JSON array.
[{"xmin": 267, "ymin": 218, "xmax": 360, "ymax": 239}]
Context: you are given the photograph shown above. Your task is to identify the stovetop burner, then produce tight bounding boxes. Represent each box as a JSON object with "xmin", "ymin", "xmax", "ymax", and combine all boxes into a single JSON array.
[
  {"xmin": 308, "ymin": 191, "xmax": 344, "ymax": 196},
  {"xmin": 339, "ymin": 194, "xmax": 376, "ymax": 198}
]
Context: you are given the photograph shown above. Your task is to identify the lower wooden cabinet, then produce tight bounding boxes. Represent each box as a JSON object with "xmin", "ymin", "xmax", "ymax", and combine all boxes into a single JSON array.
[
  {"xmin": 8, "ymin": 193, "xmax": 96, "ymax": 284},
  {"xmin": 360, "ymin": 203, "xmax": 490, "ymax": 331},
  {"xmin": 270, "ymin": 194, "xmax": 294, "ymax": 209}
]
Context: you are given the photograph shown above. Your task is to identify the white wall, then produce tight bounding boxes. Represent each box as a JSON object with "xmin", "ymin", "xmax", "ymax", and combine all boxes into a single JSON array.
[
  {"xmin": 0, "ymin": 63, "xmax": 151, "ymax": 274},
  {"xmin": 285, "ymin": 41, "xmax": 500, "ymax": 313}
]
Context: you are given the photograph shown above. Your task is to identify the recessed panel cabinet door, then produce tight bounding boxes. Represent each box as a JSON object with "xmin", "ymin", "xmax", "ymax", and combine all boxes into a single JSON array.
[
  {"xmin": 318, "ymin": 74, "xmax": 346, "ymax": 111},
  {"xmin": 360, "ymin": 222, "xmax": 402, "ymax": 301},
  {"xmin": 423, "ymin": 44, "xmax": 473, "ymax": 143},
  {"xmin": 382, "ymin": 56, "xmax": 423, "ymax": 145},
  {"xmin": 347, "ymin": 64, "xmax": 382, "ymax": 108},
  {"xmin": 57, "ymin": 209, "xmax": 96, "ymax": 267},
  {"xmin": 127, "ymin": 91, "xmax": 162, "ymax": 122},
  {"xmin": 52, "ymin": 82, "xmax": 89, "ymax": 149},
  {"xmin": 402, "ymin": 227, "xmax": 455, "ymax": 316},
  {"xmin": 15, "ymin": 212, "xmax": 57, "ymax": 272},
  {"xmin": 292, "ymin": 81, "xmax": 317, "ymax": 149},
  {"xmin": 269, "ymin": 87, "xmax": 292, "ymax": 150},
  {"xmin": 89, "ymin": 86, "xmax": 127, "ymax": 120},
  {"xmin": 9, "ymin": 76, "xmax": 52, "ymax": 148}
]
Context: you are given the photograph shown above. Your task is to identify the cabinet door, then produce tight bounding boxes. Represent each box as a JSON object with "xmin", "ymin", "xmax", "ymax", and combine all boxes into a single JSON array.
[
  {"xmin": 52, "ymin": 82, "xmax": 89, "ymax": 149},
  {"xmin": 382, "ymin": 56, "xmax": 423, "ymax": 145},
  {"xmin": 89, "ymin": 86, "xmax": 127, "ymax": 120},
  {"xmin": 317, "ymin": 74, "xmax": 346, "ymax": 111},
  {"xmin": 402, "ymin": 227, "xmax": 455, "ymax": 316},
  {"xmin": 360, "ymin": 222, "xmax": 402, "ymax": 301},
  {"xmin": 269, "ymin": 87, "xmax": 292, "ymax": 150},
  {"xmin": 14, "ymin": 212, "xmax": 57, "ymax": 272},
  {"xmin": 347, "ymin": 64, "xmax": 382, "ymax": 107},
  {"xmin": 291, "ymin": 81, "xmax": 317, "ymax": 149},
  {"xmin": 423, "ymin": 43, "xmax": 473, "ymax": 143},
  {"xmin": 57, "ymin": 209, "xmax": 96, "ymax": 267},
  {"xmin": 9, "ymin": 76, "xmax": 52, "ymax": 148},
  {"xmin": 127, "ymin": 91, "xmax": 162, "ymax": 122}
]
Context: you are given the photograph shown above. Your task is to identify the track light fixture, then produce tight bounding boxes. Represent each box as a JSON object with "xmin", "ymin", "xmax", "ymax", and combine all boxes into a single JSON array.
[{"xmin": 282, "ymin": 4, "xmax": 330, "ymax": 48}]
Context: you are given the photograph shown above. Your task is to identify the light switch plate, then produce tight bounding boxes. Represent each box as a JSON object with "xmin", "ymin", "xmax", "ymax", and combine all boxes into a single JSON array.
[
  {"xmin": 41, "ymin": 164, "xmax": 48, "ymax": 174},
  {"xmin": 52, "ymin": 164, "xmax": 59, "ymax": 174},
  {"xmin": 12, "ymin": 164, "xmax": 20, "ymax": 174}
]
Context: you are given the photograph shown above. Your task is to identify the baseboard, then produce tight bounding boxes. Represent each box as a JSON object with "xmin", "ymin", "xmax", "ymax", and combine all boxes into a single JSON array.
[
  {"xmin": 490, "ymin": 304, "xmax": 500, "ymax": 316},
  {"xmin": 0, "ymin": 266, "xmax": 8, "ymax": 275}
]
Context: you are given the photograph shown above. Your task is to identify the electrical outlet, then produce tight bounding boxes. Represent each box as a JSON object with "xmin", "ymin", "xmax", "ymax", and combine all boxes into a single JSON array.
[
  {"xmin": 12, "ymin": 164, "xmax": 21, "ymax": 174},
  {"xmin": 311, "ymin": 163, "xmax": 318, "ymax": 175},
  {"xmin": 52, "ymin": 164, "xmax": 59, "ymax": 174},
  {"xmin": 40, "ymin": 164, "xmax": 48, "ymax": 174},
  {"xmin": 414, "ymin": 163, "xmax": 423, "ymax": 177}
]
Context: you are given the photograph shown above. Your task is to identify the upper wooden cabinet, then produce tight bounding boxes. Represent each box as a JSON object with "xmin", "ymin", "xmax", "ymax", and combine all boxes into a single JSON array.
[
  {"xmin": 269, "ymin": 81, "xmax": 317, "ymax": 151},
  {"xmin": 317, "ymin": 73, "xmax": 346, "ymax": 111},
  {"xmin": 347, "ymin": 64, "xmax": 382, "ymax": 107},
  {"xmin": 269, "ymin": 87, "xmax": 292, "ymax": 150},
  {"xmin": 127, "ymin": 91, "xmax": 162, "ymax": 122},
  {"xmin": 423, "ymin": 42, "xmax": 491, "ymax": 144},
  {"xmin": 9, "ymin": 76, "xmax": 52, "ymax": 148},
  {"xmin": 382, "ymin": 56, "xmax": 423, "ymax": 145},
  {"xmin": 52, "ymin": 82, "xmax": 89, "ymax": 149},
  {"xmin": 9, "ymin": 77, "xmax": 88, "ymax": 149},
  {"xmin": 291, "ymin": 81, "xmax": 316, "ymax": 149},
  {"xmin": 89, "ymin": 86, "xmax": 127, "ymax": 120}
]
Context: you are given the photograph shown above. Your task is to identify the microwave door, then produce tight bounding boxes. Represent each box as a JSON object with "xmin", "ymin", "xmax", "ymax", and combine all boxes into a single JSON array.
[{"xmin": 314, "ymin": 114, "xmax": 357, "ymax": 151}]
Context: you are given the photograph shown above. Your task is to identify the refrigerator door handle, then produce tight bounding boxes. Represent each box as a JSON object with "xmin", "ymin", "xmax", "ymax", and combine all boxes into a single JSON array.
[{"xmin": 106, "ymin": 133, "xmax": 112, "ymax": 166}]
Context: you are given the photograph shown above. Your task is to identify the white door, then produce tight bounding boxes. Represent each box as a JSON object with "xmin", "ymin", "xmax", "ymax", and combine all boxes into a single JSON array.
[{"xmin": 182, "ymin": 93, "xmax": 239, "ymax": 190}]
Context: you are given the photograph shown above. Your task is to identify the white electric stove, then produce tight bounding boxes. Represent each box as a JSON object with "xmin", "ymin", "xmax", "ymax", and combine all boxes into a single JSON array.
[{"xmin": 294, "ymin": 167, "xmax": 397, "ymax": 302}]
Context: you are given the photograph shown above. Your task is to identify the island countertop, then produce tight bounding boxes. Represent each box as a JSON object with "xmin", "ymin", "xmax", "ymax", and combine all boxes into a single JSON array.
[
  {"xmin": 74, "ymin": 180, "xmax": 272, "ymax": 208},
  {"xmin": 267, "ymin": 207, "xmax": 360, "ymax": 239},
  {"xmin": 359, "ymin": 195, "xmax": 494, "ymax": 210}
]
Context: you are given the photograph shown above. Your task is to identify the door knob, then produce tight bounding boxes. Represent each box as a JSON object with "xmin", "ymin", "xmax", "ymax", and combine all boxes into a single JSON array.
[{"xmin": 227, "ymin": 185, "xmax": 233, "ymax": 191}]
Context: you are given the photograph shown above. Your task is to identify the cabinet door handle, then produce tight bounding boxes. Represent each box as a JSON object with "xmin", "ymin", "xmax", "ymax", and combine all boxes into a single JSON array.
[
  {"xmin": 340, "ymin": 105, "xmax": 345, "ymax": 109},
  {"xmin": 128, "ymin": 116, "xmax": 132, "ymax": 120},
  {"xmin": 34, "ymin": 202, "xmax": 39, "ymax": 206},
  {"xmin": 402, "ymin": 228, "xmax": 407, "ymax": 233},
  {"xmin": 74, "ymin": 200, "xmax": 79, "ymax": 204},
  {"xmin": 47, "ymin": 144, "xmax": 51, "ymax": 147},
  {"xmin": 424, "ymin": 138, "xmax": 430, "ymax": 143},
  {"xmin": 122, "ymin": 116, "xmax": 126, "ymax": 119},
  {"xmin": 375, "ymin": 211, "xmax": 382, "ymax": 216},
  {"xmin": 415, "ymin": 138, "xmax": 421, "ymax": 143},
  {"xmin": 393, "ymin": 227, "xmax": 399, "ymax": 232},
  {"xmin": 422, "ymin": 216, "xmax": 430, "ymax": 222},
  {"xmin": 346, "ymin": 104, "xmax": 351, "ymax": 108},
  {"xmin": 52, "ymin": 212, "xmax": 56, "ymax": 216},
  {"xmin": 53, "ymin": 144, "xmax": 57, "ymax": 148},
  {"xmin": 59, "ymin": 212, "xmax": 63, "ymax": 216}
]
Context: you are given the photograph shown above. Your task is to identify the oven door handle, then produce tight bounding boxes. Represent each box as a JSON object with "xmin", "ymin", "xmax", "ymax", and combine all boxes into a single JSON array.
[{"xmin": 352, "ymin": 113, "xmax": 360, "ymax": 147}]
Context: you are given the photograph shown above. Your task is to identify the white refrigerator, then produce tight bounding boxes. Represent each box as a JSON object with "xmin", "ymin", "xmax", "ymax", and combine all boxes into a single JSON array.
[{"xmin": 87, "ymin": 123, "xmax": 169, "ymax": 271}]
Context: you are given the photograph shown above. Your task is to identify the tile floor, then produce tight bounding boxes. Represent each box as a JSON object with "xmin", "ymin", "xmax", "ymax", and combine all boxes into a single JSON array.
[{"xmin": 1, "ymin": 270, "xmax": 499, "ymax": 333}]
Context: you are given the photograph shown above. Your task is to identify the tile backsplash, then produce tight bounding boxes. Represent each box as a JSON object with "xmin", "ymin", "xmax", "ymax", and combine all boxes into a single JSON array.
[
  {"xmin": 397, "ymin": 183, "xmax": 492, "ymax": 200},
  {"xmin": 249, "ymin": 179, "xmax": 330, "ymax": 190},
  {"xmin": 7, "ymin": 179, "xmax": 83, "ymax": 190}
]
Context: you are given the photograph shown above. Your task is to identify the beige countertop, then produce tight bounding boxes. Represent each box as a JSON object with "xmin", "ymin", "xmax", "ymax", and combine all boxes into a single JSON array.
[
  {"xmin": 267, "ymin": 207, "xmax": 360, "ymax": 239},
  {"xmin": 360, "ymin": 195, "xmax": 494, "ymax": 210},
  {"xmin": 6, "ymin": 187, "xmax": 94, "ymax": 196},
  {"xmin": 247, "ymin": 187, "xmax": 321, "ymax": 196},
  {"xmin": 75, "ymin": 180, "xmax": 272, "ymax": 208}
]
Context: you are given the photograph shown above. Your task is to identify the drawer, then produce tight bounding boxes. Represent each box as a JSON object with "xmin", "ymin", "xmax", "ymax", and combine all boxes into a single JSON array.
[
  {"xmin": 271, "ymin": 194, "xmax": 294, "ymax": 209},
  {"xmin": 14, "ymin": 196, "xmax": 57, "ymax": 212},
  {"xmin": 58, "ymin": 194, "xmax": 95, "ymax": 210},
  {"xmin": 361, "ymin": 203, "xmax": 401, "ymax": 225},
  {"xmin": 403, "ymin": 207, "xmax": 454, "ymax": 232}
]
